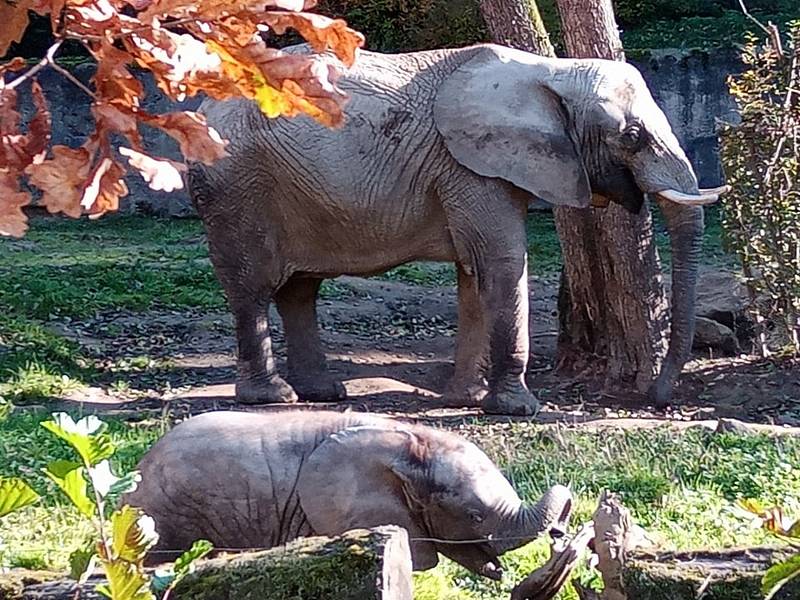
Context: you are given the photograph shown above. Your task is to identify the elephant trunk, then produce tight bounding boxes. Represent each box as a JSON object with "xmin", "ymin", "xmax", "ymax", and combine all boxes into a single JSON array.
[
  {"xmin": 491, "ymin": 484, "xmax": 572, "ymax": 555},
  {"xmin": 649, "ymin": 193, "xmax": 706, "ymax": 407}
]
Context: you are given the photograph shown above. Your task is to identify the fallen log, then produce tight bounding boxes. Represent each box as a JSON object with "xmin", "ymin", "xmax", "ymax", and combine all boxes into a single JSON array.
[
  {"xmin": 623, "ymin": 547, "xmax": 800, "ymax": 600},
  {"xmin": 1, "ymin": 526, "xmax": 412, "ymax": 600}
]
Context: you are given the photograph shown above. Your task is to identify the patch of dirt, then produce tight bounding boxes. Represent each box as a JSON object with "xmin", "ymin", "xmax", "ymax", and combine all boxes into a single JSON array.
[{"xmin": 37, "ymin": 269, "xmax": 800, "ymax": 429}]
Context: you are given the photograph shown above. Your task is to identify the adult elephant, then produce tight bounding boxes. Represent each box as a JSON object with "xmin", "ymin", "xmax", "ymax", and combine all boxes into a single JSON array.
[{"xmin": 187, "ymin": 43, "xmax": 726, "ymax": 415}]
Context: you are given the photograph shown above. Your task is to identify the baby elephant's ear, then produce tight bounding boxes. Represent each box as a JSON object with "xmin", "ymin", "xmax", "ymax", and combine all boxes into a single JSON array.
[
  {"xmin": 297, "ymin": 427, "xmax": 423, "ymax": 531},
  {"xmin": 434, "ymin": 46, "xmax": 591, "ymax": 208}
]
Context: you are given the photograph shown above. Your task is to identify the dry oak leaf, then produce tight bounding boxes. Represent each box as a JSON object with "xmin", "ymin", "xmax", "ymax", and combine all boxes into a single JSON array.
[
  {"xmin": 139, "ymin": 110, "xmax": 227, "ymax": 165},
  {"xmin": 24, "ymin": 80, "xmax": 52, "ymax": 164},
  {"xmin": 139, "ymin": 0, "xmax": 317, "ymax": 21},
  {"xmin": 92, "ymin": 42, "xmax": 145, "ymax": 109},
  {"xmin": 93, "ymin": 102, "xmax": 143, "ymax": 150},
  {"xmin": 0, "ymin": 0, "xmax": 34, "ymax": 56},
  {"xmin": 264, "ymin": 12, "xmax": 363, "ymax": 67},
  {"xmin": 206, "ymin": 38, "xmax": 346, "ymax": 127},
  {"xmin": 0, "ymin": 170, "xmax": 31, "ymax": 237},
  {"xmin": 119, "ymin": 146, "xmax": 185, "ymax": 192},
  {"xmin": 82, "ymin": 156, "xmax": 128, "ymax": 216},
  {"xmin": 25, "ymin": 145, "xmax": 92, "ymax": 218},
  {"xmin": 0, "ymin": 56, "xmax": 28, "ymax": 78},
  {"xmin": 125, "ymin": 29, "xmax": 240, "ymax": 102},
  {"xmin": 0, "ymin": 81, "xmax": 48, "ymax": 171}
]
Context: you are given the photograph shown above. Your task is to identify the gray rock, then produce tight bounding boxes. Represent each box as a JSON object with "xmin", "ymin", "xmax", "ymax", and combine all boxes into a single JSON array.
[{"xmin": 693, "ymin": 316, "xmax": 740, "ymax": 355}]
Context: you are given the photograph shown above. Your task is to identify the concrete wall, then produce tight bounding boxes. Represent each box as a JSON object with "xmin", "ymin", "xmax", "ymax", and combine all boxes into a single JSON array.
[{"xmin": 11, "ymin": 48, "xmax": 742, "ymax": 216}]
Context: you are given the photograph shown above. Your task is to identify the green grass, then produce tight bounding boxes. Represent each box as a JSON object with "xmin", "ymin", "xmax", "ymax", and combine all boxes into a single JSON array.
[{"xmin": 1, "ymin": 410, "xmax": 798, "ymax": 599}]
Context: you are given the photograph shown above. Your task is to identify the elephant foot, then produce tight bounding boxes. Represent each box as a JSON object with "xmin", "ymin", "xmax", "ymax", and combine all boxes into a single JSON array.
[
  {"xmin": 647, "ymin": 374, "xmax": 674, "ymax": 409},
  {"xmin": 236, "ymin": 374, "xmax": 298, "ymax": 405},
  {"xmin": 290, "ymin": 374, "xmax": 348, "ymax": 403},
  {"xmin": 482, "ymin": 382, "xmax": 540, "ymax": 416},
  {"xmin": 442, "ymin": 379, "xmax": 488, "ymax": 408}
]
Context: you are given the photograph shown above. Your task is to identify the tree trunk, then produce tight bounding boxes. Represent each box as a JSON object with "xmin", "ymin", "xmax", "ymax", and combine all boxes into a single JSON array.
[
  {"xmin": 477, "ymin": 0, "xmax": 670, "ymax": 393},
  {"xmin": 553, "ymin": 0, "xmax": 669, "ymax": 391},
  {"xmin": 478, "ymin": 0, "xmax": 554, "ymax": 56}
]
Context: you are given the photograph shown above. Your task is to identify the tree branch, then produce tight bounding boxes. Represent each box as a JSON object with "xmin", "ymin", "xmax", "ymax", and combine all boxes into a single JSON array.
[{"xmin": 4, "ymin": 41, "xmax": 63, "ymax": 91}]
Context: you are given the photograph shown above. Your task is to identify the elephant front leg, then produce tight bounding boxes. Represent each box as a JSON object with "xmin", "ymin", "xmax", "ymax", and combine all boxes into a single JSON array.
[
  {"xmin": 480, "ymin": 256, "xmax": 540, "ymax": 417},
  {"xmin": 232, "ymin": 298, "xmax": 298, "ymax": 405},
  {"xmin": 443, "ymin": 265, "xmax": 489, "ymax": 407}
]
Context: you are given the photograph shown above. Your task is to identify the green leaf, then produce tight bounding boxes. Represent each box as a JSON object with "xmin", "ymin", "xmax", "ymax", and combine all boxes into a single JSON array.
[
  {"xmin": 763, "ymin": 553, "xmax": 800, "ymax": 600},
  {"xmin": 69, "ymin": 541, "xmax": 98, "ymax": 584},
  {"xmin": 96, "ymin": 560, "xmax": 155, "ymax": 600},
  {"xmin": 105, "ymin": 471, "xmax": 141, "ymax": 511},
  {"xmin": 110, "ymin": 506, "xmax": 158, "ymax": 564},
  {"xmin": 41, "ymin": 413, "xmax": 115, "ymax": 467},
  {"xmin": 43, "ymin": 460, "xmax": 96, "ymax": 519},
  {"xmin": 173, "ymin": 539, "xmax": 213, "ymax": 580},
  {"xmin": 0, "ymin": 477, "xmax": 39, "ymax": 518},
  {"xmin": 787, "ymin": 518, "xmax": 800, "ymax": 539}
]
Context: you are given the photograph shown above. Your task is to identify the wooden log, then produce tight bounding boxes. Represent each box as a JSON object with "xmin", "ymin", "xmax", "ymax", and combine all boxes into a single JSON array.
[
  {"xmin": 623, "ymin": 547, "xmax": 800, "ymax": 600},
  {"xmin": 1, "ymin": 526, "xmax": 412, "ymax": 600}
]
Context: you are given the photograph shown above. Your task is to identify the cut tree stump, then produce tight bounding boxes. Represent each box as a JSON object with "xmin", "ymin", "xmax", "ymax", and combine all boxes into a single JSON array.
[
  {"xmin": 1, "ymin": 526, "xmax": 412, "ymax": 600},
  {"xmin": 623, "ymin": 547, "xmax": 800, "ymax": 600}
]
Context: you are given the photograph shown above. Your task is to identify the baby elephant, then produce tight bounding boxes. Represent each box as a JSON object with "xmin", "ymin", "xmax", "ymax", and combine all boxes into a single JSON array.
[{"xmin": 124, "ymin": 410, "xmax": 571, "ymax": 579}]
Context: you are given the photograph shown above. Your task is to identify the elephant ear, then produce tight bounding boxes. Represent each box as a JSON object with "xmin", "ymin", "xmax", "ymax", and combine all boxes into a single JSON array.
[
  {"xmin": 297, "ymin": 425, "xmax": 438, "ymax": 569},
  {"xmin": 434, "ymin": 46, "xmax": 591, "ymax": 208}
]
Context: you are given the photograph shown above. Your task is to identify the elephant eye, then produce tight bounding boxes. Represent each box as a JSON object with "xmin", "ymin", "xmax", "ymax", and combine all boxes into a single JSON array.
[
  {"xmin": 469, "ymin": 510, "xmax": 485, "ymax": 524},
  {"xmin": 621, "ymin": 122, "xmax": 645, "ymax": 150}
]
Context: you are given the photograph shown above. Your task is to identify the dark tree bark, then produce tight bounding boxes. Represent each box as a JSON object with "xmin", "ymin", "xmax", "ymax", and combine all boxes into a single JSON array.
[
  {"xmin": 477, "ymin": 0, "xmax": 670, "ymax": 394},
  {"xmin": 552, "ymin": 0, "xmax": 669, "ymax": 391}
]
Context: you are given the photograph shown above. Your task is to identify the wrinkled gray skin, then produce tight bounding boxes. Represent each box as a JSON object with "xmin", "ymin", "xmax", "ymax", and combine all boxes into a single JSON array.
[
  {"xmin": 124, "ymin": 410, "xmax": 572, "ymax": 579},
  {"xmin": 188, "ymin": 43, "xmax": 710, "ymax": 414}
]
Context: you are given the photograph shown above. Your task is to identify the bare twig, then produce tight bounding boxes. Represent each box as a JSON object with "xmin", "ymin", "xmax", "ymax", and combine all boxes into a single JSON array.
[
  {"xmin": 49, "ymin": 62, "xmax": 98, "ymax": 100},
  {"xmin": 4, "ymin": 41, "xmax": 63, "ymax": 91},
  {"xmin": 737, "ymin": 0, "xmax": 784, "ymax": 57}
]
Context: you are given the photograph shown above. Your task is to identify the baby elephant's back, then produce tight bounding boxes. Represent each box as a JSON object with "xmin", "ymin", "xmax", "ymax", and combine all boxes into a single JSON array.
[{"xmin": 123, "ymin": 410, "xmax": 365, "ymax": 560}]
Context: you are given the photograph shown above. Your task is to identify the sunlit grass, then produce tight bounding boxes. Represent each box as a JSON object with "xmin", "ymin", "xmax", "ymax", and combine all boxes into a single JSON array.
[{"xmin": 1, "ymin": 411, "xmax": 797, "ymax": 599}]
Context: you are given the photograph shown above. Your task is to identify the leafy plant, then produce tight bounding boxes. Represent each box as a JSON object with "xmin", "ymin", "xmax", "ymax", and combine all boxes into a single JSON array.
[
  {"xmin": 0, "ymin": 476, "xmax": 39, "ymax": 519},
  {"xmin": 720, "ymin": 21, "xmax": 800, "ymax": 356},
  {"xmin": 739, "ymin": 500, "xmax": 800, "ymax": 599},
  {"xmin": 37, "ymin": 413, "xmax": 212, "ymax": 599}
]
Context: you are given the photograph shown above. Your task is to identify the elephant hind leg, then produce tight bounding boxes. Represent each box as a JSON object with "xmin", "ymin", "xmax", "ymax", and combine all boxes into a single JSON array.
[
  {"xmin": 274, "ymin": 276, "xmax": 346, "ymax": 403},
  {"xmin": 443, "ymin": 265, "xmax": 489, "ymax": 407}
]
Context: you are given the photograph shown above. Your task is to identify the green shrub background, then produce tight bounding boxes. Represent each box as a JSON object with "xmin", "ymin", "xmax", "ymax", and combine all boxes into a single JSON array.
[
  {"xmin": 8, "ymin": 0, "xmax": 800, "ymax": 58},
  {"xmin": 315, "ymin": 0, "xmax": 800, "ymax": 52}
]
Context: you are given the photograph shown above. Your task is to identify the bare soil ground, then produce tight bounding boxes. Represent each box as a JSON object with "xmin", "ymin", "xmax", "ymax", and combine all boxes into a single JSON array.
[{"xmin": 40, "ymin": 268, "xmax": 800, "ymax": 429}]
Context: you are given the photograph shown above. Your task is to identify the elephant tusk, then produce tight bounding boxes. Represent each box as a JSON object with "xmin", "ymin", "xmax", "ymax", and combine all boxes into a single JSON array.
[
  {"xmin": 698, "ymin": 185, "xmax": 731, "ymax": 195},
  {"xmin": 656, "ymin": 188, "xmax": 721, "ymax": 206}
]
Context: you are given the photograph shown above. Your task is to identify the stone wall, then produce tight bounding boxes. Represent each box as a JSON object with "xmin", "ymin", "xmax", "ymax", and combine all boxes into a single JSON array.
[{"xmin": 12, "ymin": 48, "xmax": 742, "ymax": 216}]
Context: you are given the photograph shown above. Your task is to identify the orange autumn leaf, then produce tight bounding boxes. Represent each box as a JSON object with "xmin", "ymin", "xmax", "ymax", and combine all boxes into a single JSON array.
[
  {"xmin": 93, "ymin": 103, "xmax": 143, "ymax": 150},
  {"xmin": 125, "ymin": 29, "xmax": 240, "ymax": 102},
  {"xmin": 264, "ymin": 11, "xmax": 363, "ymax": 67},
  {"xmin": 0, "ymin": 56, "xmax": 27, "ymax": 77},
  {"xmin": 25, "ymin": 80, "xmax": 52, "ymax": 164},
  {"xmin": 0, "ymin": 0, "xmax": 34, "ymax": 57},
  {"xmin": 139, "ymin": 111, "xmax": 227, "ymax": 165},
  {"xmin": 82, "ymin": 156, "xmax": 128, "ymax": 217},
  {"xmin": 139, "ymin": 0, "xmax": 317, "ymax": 21},
  {"xmin": 0, "ymin": 170, "xmax": 31, "ymax": 237},
  {"xmin": 92, "ymin": 42, "xmax": 145, "ymax": 109},
  {"xmin": 25, "ymin": 145, "xmax": 93, "ymax": 218}
]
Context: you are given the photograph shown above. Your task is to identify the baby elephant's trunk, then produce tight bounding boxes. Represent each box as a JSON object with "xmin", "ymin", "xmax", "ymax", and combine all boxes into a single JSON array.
[{"xmin": 491, "ymin": 485, "xmax": 573, "ymax": 555}]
